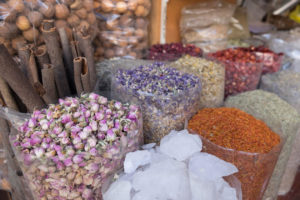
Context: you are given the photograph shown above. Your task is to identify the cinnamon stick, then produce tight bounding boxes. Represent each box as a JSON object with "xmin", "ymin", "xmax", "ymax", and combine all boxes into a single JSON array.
[
  {"xmin": 58, "ymin": 28, "xmax": 74, "ymax": 86},
  {"xmin": 28, "ymin": 51, "xmax": 40, "ymax": 85},
  {"xmin": 76, "ymin": 31, "xmax": 97, "ymax": 89},
  {"xmin": 41, "ymin": 64, "xmax": 58, "ymax": 104},
  {"xmin": 17, "ymin": 44, "xmax": 30, "ymax": 76},
  {"xmin": 41, "ymin": 20, "xmax": 71, "ymax": 98},
  {"xmin": 80, "ymin": 57, "xmax": 91, "ymax": 93},
  {"xmin": 73, "ymin": 57, "xmax": 84, "ymax": 96},
  {"xmin": 71, "ymin": 40, "xmax": 81, "ymax": 58},
  {"xmin": 35, "ymin": 45, "xmax": 50, "ymax": 69},
  {"xmin": 0, "ymin": 77, "xmax": 18, "ymax": 111},
  {"xmin": 0, "ymin": 44, "xmax": 45, "ymax": 111}
]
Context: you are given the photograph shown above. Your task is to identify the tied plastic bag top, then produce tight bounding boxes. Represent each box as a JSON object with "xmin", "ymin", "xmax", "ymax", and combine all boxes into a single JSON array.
[
  {"xmin": 111, "ymin": 62, "xmax": 202, "ymax": 143},
  {"xmin": 0, "ymin": 0, "xmax": 98, "ymax": 55},
  {"xmin": 171, "ymin": 55, "xmax": 225, "ymax": 108},
  {"xmin": 225, "ymin": 90, "xmax": 300, "ymax": 200},
  {"xmin": 3, "ymin": 93, "xmax": 143, "ymax": 200},
  {"xmin": 188, "ymin": 107, "xmax": 282, "ymax": 200},
  {"xmin": 103, "ymin": 129, "xmax": 242, "ymax": 200}
]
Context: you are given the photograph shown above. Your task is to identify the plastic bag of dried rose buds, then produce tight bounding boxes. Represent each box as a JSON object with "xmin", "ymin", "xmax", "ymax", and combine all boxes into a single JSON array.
[
  {"xmin": 0, "ymin": 93, "xmax": 143, "ymax": 200},
  {"xmin": 0, "ymin": 0, "xmax": 98, "ymax": 56},
  {"xmin": 147, "ymin": 43, "xmax": 203, "ymax": 61},
  {"xmin": 206, "ymin": 48, "xmax": 263, "ymax": 97},
  {"xmin": 111, "ymin": 62, "xmax": 202, "ymax": 143}
]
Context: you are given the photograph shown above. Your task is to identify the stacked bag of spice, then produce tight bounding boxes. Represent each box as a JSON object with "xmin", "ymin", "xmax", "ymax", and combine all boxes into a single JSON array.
[
  {"xmin": 103, "ymin": 129, "xmax": 242, "ymax": 200},
  {"xmin": 94, "ymin": 0, "xmax": 151, "ymax": 60},
  {"xmin": 171, "ymin": 55, "xmax": 225, "ymax": 108},
  {"xmin": 260, "ymin": 72, "xmax": 300, "ymax": 196},
  {"xmin": 111, "ymin": 62, "xmax": 202, "ymax": 143},
  {"xmin": 188, "ymin": 107, "xmax": 283, "ymax": 200},
  {"xmin": 0, "ymin": 0, "xmax": 98, "ymax": 56},
  {"xmin": 207, "ymin": 48, "xmax": 262, "ymax": 97},
  {"xmin": 147, "ymin": 43, "xmax": 203, "ymax": 61},
  {"xmin": 225, "ymin": 90, "xmax": 300, "ymax": 200},
  {"xmin": 180, "ymin": 0, "xmax": 236, "ymax": 53},
  {"xmin": 4, "ymin": 93, "xmax": 143, "ymax": 200}
]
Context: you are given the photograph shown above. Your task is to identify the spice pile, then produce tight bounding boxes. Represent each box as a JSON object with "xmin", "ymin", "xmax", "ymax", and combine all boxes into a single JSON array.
[
  {"xmin": 207, "ymin": 48, "xmax": 262, "ymax": 97},
  {"xmin": 188, "ymin": 107, "xmax": 281, "ymax": 200},
  {"xmin": 104, "ymin": 130, "xmax": 241, "ymax": 200},
  {"xmin": 12, "ymin": 93, "xmax": 143, "ymax": 200},
  {"xmin": 112, "ymin": 62, "xmax": 202, "ymax": 143},
  {"xmin": 171, "ymin": 55, "xmax": 225, "ymax": 108},
  {"xmin": 147, "ymin": 43, "xmax": 203, "ymax": 61},
  {"xmin": 236, "ymin": 46, "xmax": 283, "ymax": 74}
]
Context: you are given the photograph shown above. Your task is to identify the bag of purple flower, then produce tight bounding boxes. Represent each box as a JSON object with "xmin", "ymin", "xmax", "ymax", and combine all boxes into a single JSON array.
[
  {"xmin": 111, "ymin": 62, "xmax": 202, "ymax": 143},
  {"xmin": 8, "ymin": 93, "xmax": 143, "ymax": 200}
]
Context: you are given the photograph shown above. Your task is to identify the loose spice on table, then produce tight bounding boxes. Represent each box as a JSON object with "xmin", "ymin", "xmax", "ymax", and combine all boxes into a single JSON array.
[
  {"xmin": 188, "ymin": 107, "xmax": 282, "ymax": 200},
  {"xmin": 207, "ymin": 48, "xmax": 262, "ymax": 97},
  {"xmin": 171, "ymin": 55, "xmax": 225, "ymax": 108},
  {"xmin": 111, "ymin": 62, "xmax": 202, "ymax": 143}
]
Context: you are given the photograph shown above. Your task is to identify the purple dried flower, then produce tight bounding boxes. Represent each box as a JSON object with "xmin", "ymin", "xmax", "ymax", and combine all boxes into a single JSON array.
[
  {"xmin": 41, "ymin": 142, "xmax": 50, "ymax": 149},
  {"xmin": 100, "ymin": 124, "xmax": 108, "ymax": 132},
  {"xmin": 127, "ymin": 111, "xmax": 137, "ymax": 120},
  {"xmin": 53, "ymin": 145, "xmax": 62, "ymax": 152},
  {"xmin": 21, "ymin": 141, "xmax": 31, "ymax": 148},
  {"xmin": 73, "ymin": 111, "xmax": 81, "ymax": 118},
  {"xmin": 91, "ymin": 103, "xmax": 99, "ymax": 112},
  {"xmin": 97, "ymin": 132, "xmax": 105, "ymax": 140},
  {"xmin": 106, "ymin": 109, "xmax": 112, "ymax": 115},
  {"xmin": 79, "ymin": 131, "xmax": 89, "ymax": 140},
  {"xmin": 82, "ymin": 188, "xmax": 93, "ymax": 199},
  {"xmin": 89, "ymin": 93, "xmax": 99, "ymax": 100},
  {"xmin": 83, "ymin": 126, "xmax": 92, "ymax": 134},
  {"xmin": 61, "ymin": 114, "xmax": 72, "ymax": 124},
  {"xmin": 95, "ymin": 112, "xmax": 104, "ymax": 121},
  {"xmin": 46, "ymin": 150, "xmax": 56, "ymax": 158},
  {"xmin": 106, "ymin": 129, "xmax": 116, "ymax": 141},
  {"xmin": 73, "ymin": 137, "xmax": 81, "ymax": 145},
  {"xmin": 71, "ymin": 125, "xmax": 81, "ymax": 134},
  {"xmin": 56, "ymin": 161, "xmax": 64, "ymax": 170},
  {"xmin": 99, "ymin": 96, "xmax": 108, "ymax": 104},
  {"xmin": 89, "ymin": 148, "xmax": 98, "ymax": 156},
  {"xmin": 87, "ymin": 137, "xmax": 97, "ymax": 147},
  {"xmin": 28, "ymin": 118, "xmax": 37, "ymax": 128},
  {"xmin": 85, "ymin": 163, "xmax": 99, "ymax": 172},
  {"xmin": 114, "ymin": 102, "xmax": 122, "ymax": 110},
  {"xmin": 61, "ymin": 137, "xmax": 70, "ymax": 145},
  {"xmin": 30, "ymin": 137, "xmax": 42, "ymax": 146},
  {"xmin": 63, "ymin": 158, "xmax": 73, "ymax": 167},
  {"xmin": 73, "ymin": 155, "xmax": 83, "ymax": 164},
  {"xmin": 90, "ymin": 120, "xmax": 98, "ymax": 131},
  {"xmin": 58, "ymin": 131, "xmax": 68, "ymax": 138},
  {"xmin": 53, "ymin": 126, "xmax": 63, "ymax": 135},
  {"xmin": 34, "ymin": 147, "xmax": 44, "ymax": 158},
  {"xmin": 74, "ymin": 143, "xmax": 84, "ymax": 150},
  {"xmin": 65, "ymin": 121, "xmax": 74, "ymax": 129}
]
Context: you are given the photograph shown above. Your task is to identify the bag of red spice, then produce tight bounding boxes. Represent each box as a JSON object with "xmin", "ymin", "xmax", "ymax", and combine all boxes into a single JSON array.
[{"xmin": 188, "ymin": 107, "xmax": 283, "ymax": 200}]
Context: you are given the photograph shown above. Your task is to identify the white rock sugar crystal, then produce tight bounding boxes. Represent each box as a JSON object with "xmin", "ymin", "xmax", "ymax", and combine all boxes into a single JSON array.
[{"xmin": 103, "ymin": 130, "xmax": 239, "ymax": 200}]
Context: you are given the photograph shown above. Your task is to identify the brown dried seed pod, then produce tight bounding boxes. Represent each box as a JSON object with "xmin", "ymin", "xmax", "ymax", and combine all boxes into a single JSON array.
[
  {"xmin": 67, "ymin": 14, "xmax": 80, "ymax": 27},
  {"xmin": 8, "ymin": 0, "xmax": 24, "ymax": 13},
  {"xmin": 83, "ymin": 0, "xmax": 94, "ymax": 12},
  {"xmin": 45, "ymin": 0, "xmax": 56, "ymax": 4},
  {"xmin": 135, "ymin": 5, "xmax": 146, "ymax": 17},
  {"xmin": 24, "ymin": 0, "xmax": 39, "ymax": 9},
  {"xmin": 39, "ymin": 2, "xmax": 55, "ymax": 18},
  {"xmin": 28, "ymin": 11, "xmax": 43, "ymax": 27},
  {"xmin": 87, "ymin": 13, "xmax": 96, "ymax": 25},
  {"xmin": 55, "ymin": 4, "xmax": 70, "ymax": 19},
  {"xmin": 62, "ymin": 0, "xmax": 74, "ymax": 6},
  {"xmin": 124, "ymin": 10, "xmax": 133, "ymax": 17},
  {"xmin": 135, "ymin": 18, "xmax": 147, "ymax": 28},
  {"xmin": 101, "ymin": 0, "xmax": 114, "ymax": 12},
  {"xmin": 23, "ymin": 27, "xmax": 39, "ymax": 42},
  {"xmin": 78, "ymin": 20, "xmax": 90, "ymax": 30},
  {"xmin": 75, "ymin": 8, "xmax": 87, "ymax": 19},
  {"xmin": 116, "ymin": 2, "xmax": 127, "ymax": 13},
  {"xmin": 115, "ymin": 47, "xmax": 125, "ymax": 57},
  {"xmin": 70, "ymin": 0, "xmax": 82, "ymax": 10},
  {"xmin": 143, "ymin": 0, "xmax": 151, "ymax": 8},
  {"xmin": 118, "ymin": 39, "xmax": 127, "ymax": 47},
  {"xmin": 95, "ymin": 47, "xmax": 104, "ymax": 55},
  {"xmin": 135, "ymin": 29, "xmax": 146, "ymax": 39},
  {"xmin": 106, "ymin": 19, "xmax": 118, "ymax": 30},
  {"xmin": 128, "ymin": 36, "xmax": 138, "ymax": 44},
  {"xmin": 105, "ymin": 49, "xmax": 114, "ymax": 58},
  {"xmin": 119, "ymin": 15, "xmax": 132, "ymax": 27},
  {"xmin": 129, "ymin": 51, "xmax": 137, "ymax": 58},
  {"xmin": 0, "ymin": 4, "xmax": 17, "ymax": 22},
  {"xmin": 16, "ymin": 16, "xmax": 31, "ymax": 31},
  {"xmin": 123, "ymin": 27, "xmax": 134, "ymax": 36},
  {"xmin": 11, "ymin": 36, "xmax": 26, "ymax": 50},
  {"xmin": 128, "ymin": 0, "xmax": 138, "ymax": 10},
  {"xmin": 103, "ymin": 41, "xmax": 112, "ymax": 48},
  {"xmin": 0, "ymin": 23, "xmax": 19, "ymax": 39},
  {"xmin": 93, "ymin": 1, "xmax": 101, "ymax": 9}
]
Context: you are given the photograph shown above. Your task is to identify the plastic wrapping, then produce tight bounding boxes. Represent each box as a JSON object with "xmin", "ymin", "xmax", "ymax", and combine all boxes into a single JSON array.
[
  {"xmin": 207, "ymin": 50, "xmax": 262, "ymax": 97},
  {"xmin": 0, "ymin": 0, "xmax": 98, "ymax": 55},
  {"xmin": 171, "ymin": 55, "xmax": 225, "ymax": 108},
  {"xmin": 260, "ymin": 71, "xmax": 300, "ymax": 195},
  {"xmin": 180, "ymin": 0, "xmax": 235, "ymax": 44},
  {"xmin": 147, "ymin": 43, "xmax": 203, "ymax": 61},
  {"xmin": 191, "ymin": 132, "xmax": 282, "ymax": 200},
  {"xmin": 94, "ymin": 0, "xmax": 151, "ymax": 60},
  {"xmin": 111, "ymin": 63, "xmax": 202, "ymax": 143},
  {"xmin": 1, "ymin": 94, "xmax": 143, "ymax": 200},
  {"xmin": 224, "ymin": 90, "xmax": 300, "ymax": 200},
  {"xmin": 227, "ymin": 7, "xmax": 250, "ymax": 40}
]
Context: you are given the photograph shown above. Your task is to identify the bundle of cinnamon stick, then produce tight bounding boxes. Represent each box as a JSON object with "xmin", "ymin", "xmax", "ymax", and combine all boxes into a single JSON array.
[{"xmin": 0, "ymin": 19, "xmax": 97, "ymax": 112}]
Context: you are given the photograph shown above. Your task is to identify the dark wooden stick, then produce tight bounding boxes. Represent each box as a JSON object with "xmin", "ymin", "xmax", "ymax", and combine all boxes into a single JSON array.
[
  {"xmin": 58, "ymin": 28, "xmax": 74, "ymax": 86},
  {"xmin": 28, "ymin": 51, "xmax": 40, "ymax": 85},
  {"xmin": 0, "ymin": 77, "xmax": 18, "ymax": 111},
  {"xmin": 0, "ymin": 44, "xmax": 45, "ymax": 111},
  {"xmin": 41, "ymin": 64, "xmax": 58, "ymax": 104},
  {"xmin": 34, "ymin": 45, "xmax": 50, "ymax": 69},
  {"xmin": 80, "ymin": 57, "xmax": 91, "ymax": 93},
  {"xmin": 17, "ymin": 44, "xmax": 30, "ymax": 76},
  {"xmin": 73, "ymin": 57, "xmax": 84, "ymax": 96},
  {"xmin": 76, "ymin": 31, "xmax": 96, "ymax": 89},
  {"xmin": 41, "ymin": 20, "xmax": 71, "ymax": 98}
]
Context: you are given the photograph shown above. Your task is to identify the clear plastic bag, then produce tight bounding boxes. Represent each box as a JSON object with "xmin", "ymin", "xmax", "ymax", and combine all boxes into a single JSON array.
[
  {"xmin": 94, "ymin": 3, "xmax": 150, "ymax": 60},
  {"xmin": 180, "ymin": 0, "xmax": 236, "ymax": 30},
  {"xmin": 0, "ymin": 0, "xmax": 98, "ymax": 55},
  {"xmin": 170, "ymin": 55, "xmax": 225, "ymax": 108},
  {"xmin": 224, "ymin": 89, "xmax": 300, "ymax": 200},
  {"xmin": 260, "ymin": 71, "xmax": 300, "ymax": 196},
  {"xmin": 111, "ymin": 63, "xmax": 202, "ymax": 143},
  {"xmin": 0, "ymin": 94, "xmax": 143, "ymax": 200},
  {"xmin": 191, "ymin": 132, "xmax": 282, "ymax": 200}
]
